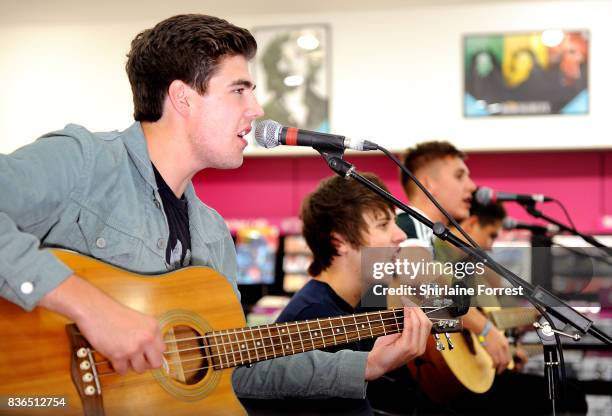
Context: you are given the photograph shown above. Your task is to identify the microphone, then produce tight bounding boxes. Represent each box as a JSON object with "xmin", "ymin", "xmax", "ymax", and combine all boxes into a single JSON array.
[
  {"xmin": 503, "ymin": 217, "xmax": 560, "ymax": 234},
  {"xmin": 475, "ymin": 186, "xmax": 553, "ymax": 205},
  {"xmin": 254, "ymin": 119, "xmax": 378, "ymax": 151}
]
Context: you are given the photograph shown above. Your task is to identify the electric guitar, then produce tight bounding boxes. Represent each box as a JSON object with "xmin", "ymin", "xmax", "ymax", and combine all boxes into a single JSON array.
[
  {"xmin": 407, "ymin": 306, "xmax": 540, "ymax": 403},
  {"xmin": 0, "ymin": 250, "xmax": 462, "ymax": 415}
]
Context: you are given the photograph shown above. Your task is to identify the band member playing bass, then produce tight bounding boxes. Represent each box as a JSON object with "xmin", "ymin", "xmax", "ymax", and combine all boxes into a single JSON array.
[{"xmin": 0, "ymin": 14, "xmax": 431, "ymax": 413}]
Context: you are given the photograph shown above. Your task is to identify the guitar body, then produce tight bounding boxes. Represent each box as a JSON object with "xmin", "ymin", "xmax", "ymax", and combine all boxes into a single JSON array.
[
  {"xmin": 407, "ymin": 330, "xmax": 495, "ymax": 403},
  {"xmin": 0, "ymin": 250, "xmax": 247, "ymax": 415},
  {"xmin": 408, "ymin": 305, "xmax": 540, "ymax": 403}
]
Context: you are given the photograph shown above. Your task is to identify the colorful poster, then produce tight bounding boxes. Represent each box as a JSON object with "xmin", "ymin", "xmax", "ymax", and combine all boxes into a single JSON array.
[{"xmin": 464, "ymin": 30, "xmax": 589, "ymax": 116}]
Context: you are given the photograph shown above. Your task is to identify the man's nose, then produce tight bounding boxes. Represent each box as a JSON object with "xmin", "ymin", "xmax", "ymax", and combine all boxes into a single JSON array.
[{"xmin": 248, "ymin": 95, "xmax": 265, "ymax": 119}]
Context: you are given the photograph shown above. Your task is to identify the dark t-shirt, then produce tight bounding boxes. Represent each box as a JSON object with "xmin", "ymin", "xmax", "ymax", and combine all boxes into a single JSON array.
[
  {"xmin": 276, "ymin": 280, "xmax": 362, "ymax": 352},
  {"xmin": 241, "ymin": 280, "xmax": 372, "ymax": 416},
  {"xmin": 152, "ymin": 164, "xmax": 191, "ymax": 269},
  {"xmin": 277, "ymin": 281, "xmax": 424, "ymax": 415}
]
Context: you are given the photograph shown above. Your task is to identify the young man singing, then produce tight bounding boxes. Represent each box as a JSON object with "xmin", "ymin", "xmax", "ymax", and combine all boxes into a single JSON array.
[
  {"xmin": 398, "ymin": 142, "xmax": 586, "ymax": 414},
  {"xmin": 0, "ymin": 14, "xmax": 430, "ymax": 409}
]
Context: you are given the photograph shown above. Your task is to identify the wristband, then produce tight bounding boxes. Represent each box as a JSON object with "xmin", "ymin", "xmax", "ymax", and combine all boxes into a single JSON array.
[{"xmin": 477, "ymin": 320, "xmax": 493, "ymax": 345}]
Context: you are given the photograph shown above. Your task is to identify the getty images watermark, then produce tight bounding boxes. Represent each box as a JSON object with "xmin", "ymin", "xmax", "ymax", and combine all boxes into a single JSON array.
[
  {"xmin": 360, "ymin": 245, "xmax": 602, "ymax": 308},
  {"xmin": 369, "ymin": 255, "xmax": 524, "ymax": 298}
]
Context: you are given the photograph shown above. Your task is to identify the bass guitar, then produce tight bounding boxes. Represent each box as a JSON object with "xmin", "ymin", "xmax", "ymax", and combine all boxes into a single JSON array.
[{"xmin": 0, "ymin": 250, "xmax": 462, "ymax": 415}]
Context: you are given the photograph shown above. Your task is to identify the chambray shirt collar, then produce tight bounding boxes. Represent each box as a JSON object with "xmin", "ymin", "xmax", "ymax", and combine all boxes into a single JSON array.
[
  {"xmin": 121, "ymin": 121, "xmax": 158, "ymax": 190},
  {"xmin": 120, "ymin": 121, "xmax": 220, "ymax": 245}
]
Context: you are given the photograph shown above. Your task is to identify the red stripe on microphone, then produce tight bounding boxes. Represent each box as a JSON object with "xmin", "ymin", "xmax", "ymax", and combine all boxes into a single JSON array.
[{"xmin": 286, "ymin": 127, "xmax": 298, "ymax": 146}]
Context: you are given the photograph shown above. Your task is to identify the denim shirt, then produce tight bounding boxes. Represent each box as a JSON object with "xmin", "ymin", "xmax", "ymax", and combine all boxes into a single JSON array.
[{"xmin": 0, "ymin": 122, "xmax": 368, "ymax": 400}]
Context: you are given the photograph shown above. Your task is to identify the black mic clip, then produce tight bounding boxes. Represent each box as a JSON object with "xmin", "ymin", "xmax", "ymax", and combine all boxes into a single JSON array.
[
  {"xmin": 517, "ymin": 198, "xmax": 538, "ymax": 208},
  {"xmin": 317, "ymin": 148, "xmax": 354, "ymax": 178}
]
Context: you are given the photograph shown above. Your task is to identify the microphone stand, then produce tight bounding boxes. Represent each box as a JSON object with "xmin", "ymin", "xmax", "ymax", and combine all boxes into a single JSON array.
[
  {"xmin": 319, "ymin": 150, "xmax": 612, "ymax": 415},
  {"xmin": 521, "ymin": 201, "xmax": 612, "ymax": 257},
  {"xmin": 552, "ymin": 243, "xmax": 612, "ymax": 268},
  {"xmin": 529, "ymin": 227, "xmax": 554, "ymax": 290}
]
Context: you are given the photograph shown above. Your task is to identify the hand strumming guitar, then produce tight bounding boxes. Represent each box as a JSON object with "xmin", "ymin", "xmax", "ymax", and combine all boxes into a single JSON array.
[
  {"xmin": 39, "ymin": 274, "xmax": 166, "ymax": 375},
  {"xmin": 482, "ymin": 326, "xmax": 511, "ymax": 374},
  {"xmin": 512, "ymin": 347, "xmax": 529, "ymax": 371},
  {"xmin": 463, "ymin": 308, "xmax": 511, "ymax": 374}
]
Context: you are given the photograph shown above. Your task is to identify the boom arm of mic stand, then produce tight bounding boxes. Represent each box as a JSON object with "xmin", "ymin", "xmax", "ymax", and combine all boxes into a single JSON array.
[
  {"xmin": 322, "ymin": 155, "xmax": 612, "ymax": 346},
  {"xmin": 523, "ymin": 203, "xmax": 612, "ymax": 257}
]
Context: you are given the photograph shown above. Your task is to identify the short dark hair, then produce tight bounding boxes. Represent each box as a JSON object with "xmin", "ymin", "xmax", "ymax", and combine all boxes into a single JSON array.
[
  {"xmin": 126, "ymin": 14, "xmax": 257, "ymax": 122},
  {"xmin": 400, "ymin": 141, "xmax": 465, "ymax": 197},
  {"xmin": 301, "ymin": 174, "xmax": 395, "ymax": 277},
  {"xmin": 470, "ymin": 190, "xmax": 506, "ymax": 227}
]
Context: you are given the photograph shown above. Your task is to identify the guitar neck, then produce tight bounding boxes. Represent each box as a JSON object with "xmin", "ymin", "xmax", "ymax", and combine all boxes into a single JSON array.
[
  {"xmin": 205, "ymin": 308, "xmax": 406, "ymax": 369},
  {"xmin": 487, "ymin": 308, "xmax": 540, "ymax": 330},
  {"xmin": 510, "ymin": 343, "xmax": 543, "ymax": 357}
]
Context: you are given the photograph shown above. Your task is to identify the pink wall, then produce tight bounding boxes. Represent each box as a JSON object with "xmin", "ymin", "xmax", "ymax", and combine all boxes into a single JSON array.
[
  {"xmin": 605, "ymin": 152, "xmax": 612, "ymax": 228},
  {"xmin": 193, "ymin": 150, "xmax": 612, "ymax": 234}
]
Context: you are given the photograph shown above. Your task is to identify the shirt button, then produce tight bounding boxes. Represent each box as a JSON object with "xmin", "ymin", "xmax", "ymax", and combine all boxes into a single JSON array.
[
  {"xmin": 20, "ymin": 281, "xmax": 34, "ymax": 295},
  {"xmin": 157, "ymin": 239, "xmax": 166, "ymax": 250},
  {"xmin": 154, "ymin": 200, "xmax": 161, "ymax": 209},
  {"xmin": 96, "ymin": 237, "xmax": 106, "ymax": 249}
]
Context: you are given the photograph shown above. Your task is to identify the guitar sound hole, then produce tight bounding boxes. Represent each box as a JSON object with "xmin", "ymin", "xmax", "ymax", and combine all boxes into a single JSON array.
[{"xmin": 164, "ymin": 325, "xmax": 208, "ymax": 385}]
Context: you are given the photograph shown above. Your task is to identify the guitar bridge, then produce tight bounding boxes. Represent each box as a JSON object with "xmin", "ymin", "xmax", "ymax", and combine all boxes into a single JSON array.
[{"xmin": 66, "ymin": 324, "xmax": 105, "ymax": 415}]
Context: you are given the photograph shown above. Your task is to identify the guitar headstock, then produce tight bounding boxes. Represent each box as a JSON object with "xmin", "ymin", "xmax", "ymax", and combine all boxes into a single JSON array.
[
  {"xmin": 430, "ymin": 317, "xmax": 463, "ymax": 334},
  {"xmin": 421, "ymin": 282, "xmax": 467, "ymax": 334}
]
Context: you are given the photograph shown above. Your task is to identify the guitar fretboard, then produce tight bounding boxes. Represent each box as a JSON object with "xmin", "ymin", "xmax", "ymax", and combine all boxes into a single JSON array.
[{"xmin": 206, "ymin": 308, "xmax": 405, "ymax": 369}]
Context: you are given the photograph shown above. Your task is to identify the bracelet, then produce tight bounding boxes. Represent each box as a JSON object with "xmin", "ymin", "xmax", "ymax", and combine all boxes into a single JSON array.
[{"xmin": 477, "ymin": 320, "xmax": 493, "ymax": 345}]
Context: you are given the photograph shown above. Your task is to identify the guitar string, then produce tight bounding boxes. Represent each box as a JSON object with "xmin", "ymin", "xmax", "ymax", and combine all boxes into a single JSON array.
[
  {"xmin": 161, "ymin": 316, "xmax": 451, "ymax": 359},
  {"xmin": 91, "ymin": 307, "xmax": 446, "ymax": 366},
  {"xmin": 92, "ymin": 312, "xmax": 408, "ymax": 372},
  {"xmin": 83, "ymin": 307, "xmax": 438, "ymax": 346},
  {"xmin": 93, "ymin": 307, "xmax": 451, "ymax": 370},
  {"xmin": 92, "ymin": 311, "xmax": 459, "ymax": 392},
  {"xmin": 163, "ymin": 308, "xmax": 415, "ymax": 343},
  {"xmin": 92, "ymin": 322, "xmax": 411, "ymax": 396},
  {"xmin": 75, "ymin": 313, "xmax": 531, "ymax": 391},
  {"xmin": 158, "ymin": 317, "xmax": 453, "ymax": 369},
  {"xmin": 161, "ymin": 307, "xmax": 447, "ymax": 355},
  {"xmin": 92, "ymin": 321, "xmax": 406, "ymax": 394},
  {"xmin": 93, "ymin": 306, "xmax": 454, "ymax": 374},
  {"xmin": 89, "ymin": 306, "xmax": 446, "ymax": 358},
  {"xmin": 97, "ymin": 316, "xmax": 415, "ymax": 379},
  {"xmin": 100, "ymin": 318, "xmax": 462, "ymax": 386}
]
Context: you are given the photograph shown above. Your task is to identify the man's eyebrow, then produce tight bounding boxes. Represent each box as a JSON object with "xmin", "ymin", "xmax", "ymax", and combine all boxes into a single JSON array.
[
  {"xmin": 229, "ymin": 79, "xmax": 256, "ymax": 90},
  {"xmin": 373, "ymin": 210, "xmax": 392, "ymax": 221}
]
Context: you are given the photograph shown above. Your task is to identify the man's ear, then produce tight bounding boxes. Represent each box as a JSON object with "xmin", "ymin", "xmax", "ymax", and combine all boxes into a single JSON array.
[
  {"xmin": 331, "ymin": 231, "xmax": 350, "ymax": 255},
  {"xmin": 419, "ymin": 161, "xmax": 442, "ymax": 196},
  {"xmin": 417, "ymin": 173, "xmax": 435, "ymax": 198},
  {"xmin": 167, "ymin": 80, "xmax": 192, "ymax": 117}
]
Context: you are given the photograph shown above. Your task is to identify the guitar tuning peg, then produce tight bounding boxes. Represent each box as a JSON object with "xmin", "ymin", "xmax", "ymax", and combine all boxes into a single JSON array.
[
  {"xmin": 444, "ymin": 333, "xmax": 454, "ymax": 350},
  {"xmin": 434, "ymin": 333, "xmax": 445, "ymax": 351}
]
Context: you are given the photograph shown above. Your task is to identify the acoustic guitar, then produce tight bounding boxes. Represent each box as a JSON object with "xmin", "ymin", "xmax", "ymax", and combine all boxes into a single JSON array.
[
  {"xmin": 0, "ymin": 250, "xmax": 462, "ymax": 415},
  {"xmin": 407, "ymin": 306, "xmax": 540, "ymax": 403}
]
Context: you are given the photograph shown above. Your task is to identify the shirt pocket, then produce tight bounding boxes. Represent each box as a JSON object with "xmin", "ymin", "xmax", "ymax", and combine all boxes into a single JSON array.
[{"xmin": 76, "ymin": 209, "xmax": 139, "ymax": 268}]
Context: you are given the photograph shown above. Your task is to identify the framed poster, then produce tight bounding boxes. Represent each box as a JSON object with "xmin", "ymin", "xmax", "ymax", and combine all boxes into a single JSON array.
[
  {"xmin": 464, "ymin": 30, "xmax": 589, "ymax": 117},
  {"xmin": 252, "ymin": 24, "xmax": 330, "ymax": 133}
]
